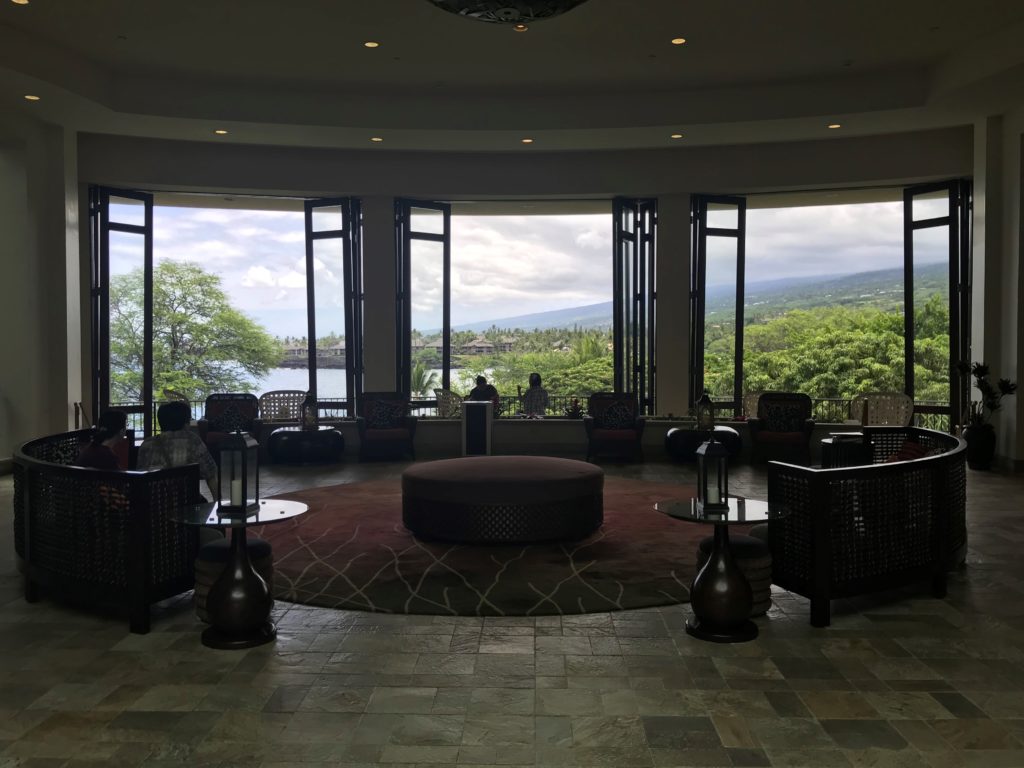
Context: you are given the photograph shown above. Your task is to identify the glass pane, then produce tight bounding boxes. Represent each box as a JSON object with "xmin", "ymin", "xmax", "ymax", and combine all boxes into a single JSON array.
[
  {"xmin": 311, "ymin": 205, "xmax": 343, "ymax": 232},
  {"xmin": 108, "ymin": 230, "xmax": 145, "ymax": 409},
  {"xmin": 743, "ymin": 201, "xmax": 904, "ymax": 420},
  {"xmin": 108, "ymin": 196, "xmax": 145, "ymax": 227},
  {"xmin": 912, "ymin": 225, "xmax": 951, "ymax": 406},
  {"xmin": 706, "ymin": 203, "xmax": 738, "ymax": 230},
  {"xmin": 410, "ymin": 207, "xmax": 444, "ymax": 235},
  {"xmin": 312, "ymin": 237, "xmax": 346, "ymax": 399},
  {"xmin": 151, "ymin": 206, "xmax": 307, "ymax": 414},
  {"xmin": 912, "ymin": 189, "xmax": 950, "ymax": 222},
  {"xmin": 703, "ymin": 235, "xmax": 737, "ymax": 399},
  {"xmin": 410, "ymin": 239, "xmax": 444, "ymax": 396}
]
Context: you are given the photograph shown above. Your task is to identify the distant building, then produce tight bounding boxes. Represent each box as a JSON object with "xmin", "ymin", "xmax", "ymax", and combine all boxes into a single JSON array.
[
  {"xmin": 283, "ymin": 343, "xmax": 307, "ymax": 357},
  {"xmin": 461, "ymin": 336, "xmax": 495, "ymax": 355}
]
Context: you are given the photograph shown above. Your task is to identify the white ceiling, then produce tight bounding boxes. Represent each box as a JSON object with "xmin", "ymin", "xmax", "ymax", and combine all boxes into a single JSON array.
[{"xmin": 2, "ymin": 0, "xmax": 1023, "ymax": 151}]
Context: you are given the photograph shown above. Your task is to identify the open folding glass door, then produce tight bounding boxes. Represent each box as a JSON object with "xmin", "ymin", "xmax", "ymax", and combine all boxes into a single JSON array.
[
  {"xmin": 395, "ymin": 199, "xmax": 451, "ymax": 398},
  {"xmin": 903, "ymin": 180, "xmax": 972, "ymax": 431},
  {"xmin": 90, "ymin": 186, "xmax": 154, "ymax": 436},
  {"xmin": 612, "ymin": 198, "xmax": 657, "ymax": 414},
  {"xmin": 304, "ymin": 198, "xmax": 363, "ymax": 416},
  {"xmin": 690, "ymin": 195, "xmax": 746, "ymax": 415}
]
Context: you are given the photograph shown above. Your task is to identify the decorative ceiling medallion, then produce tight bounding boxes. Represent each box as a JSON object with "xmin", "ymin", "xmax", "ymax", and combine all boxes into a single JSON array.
[{"xmin": 425, "ymin": 0, "xmax": 591, "ymax": 24}]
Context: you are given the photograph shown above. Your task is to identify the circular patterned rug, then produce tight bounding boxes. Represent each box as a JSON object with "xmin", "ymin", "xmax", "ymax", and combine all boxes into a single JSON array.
[{"xmin": 255, "ymin": 476, "xmax": 722, "ymax": 616}]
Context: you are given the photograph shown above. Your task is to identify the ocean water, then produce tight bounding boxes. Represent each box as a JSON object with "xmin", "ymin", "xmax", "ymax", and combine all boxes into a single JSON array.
[{"xmin": 251, "ymin": 367, "xmax": 476, "ymax": 398}]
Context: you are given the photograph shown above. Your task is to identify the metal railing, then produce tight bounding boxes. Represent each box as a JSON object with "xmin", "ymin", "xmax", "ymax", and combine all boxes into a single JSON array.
[{"xmin": 110, "ymin": 394, "xmax": 954, "ymax": 434}]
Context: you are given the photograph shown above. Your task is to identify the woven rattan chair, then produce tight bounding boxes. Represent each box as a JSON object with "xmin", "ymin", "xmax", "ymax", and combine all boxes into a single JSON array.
[
  {"xmin": 850, "ymin": 391, "xmax": 914, "ymax": 426},
  {"xmin": 356, "ymin": 391, "xmax": 417, "ymax": 460},
  {"xmin": 197, "ymin": 393, "xmax": 259, "ymax": 454},
  {"xmin": 747, "ymin": 391, "xmax": 815, "ymax": 465},
  {"xmin": 13, "ymin": 429, "xmax": 201, "ymax": 634},
  {"xmin": 433, "ymin": 388, "xmax": 464, "ymax": 419},
  {"xmin": 583, "ymin": 392, "xmax": 645, "ymax": 462},
  {"xmin": 258, "ymin": 390, "xmax": 306, "ymax": 422},
  {"xmin": 741, "ymin": 391, "xmax": 764, "ymax": 420}
]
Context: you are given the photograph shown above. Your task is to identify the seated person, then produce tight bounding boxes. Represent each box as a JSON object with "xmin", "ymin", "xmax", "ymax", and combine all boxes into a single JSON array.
[
  {"xmin": 521, "ymin": 372, "xmax": 550, "ymax": 418},
  {"xmin": 76, "ymin": 410, "xmax": 128, "ymax": 470},
  {"xmin": 467, "ymin": 375, "xmax": 499, "ymax": 406},
  {"xmin": 138, "ymin": 401, "xmax": 219, "ymax": 500}
]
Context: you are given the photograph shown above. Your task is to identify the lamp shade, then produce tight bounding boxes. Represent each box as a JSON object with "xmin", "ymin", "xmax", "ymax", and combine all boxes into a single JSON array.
[
  {"xmin": 217, "ymin": 431, "xmax": 260, "ymax": 514},
  {"xmin": 696, "ymin": 437, "xmax": 730, "ymax": 516},
  {"xmin": 425, "ymin": 0, "xmax": 590, "ymax": 24}
]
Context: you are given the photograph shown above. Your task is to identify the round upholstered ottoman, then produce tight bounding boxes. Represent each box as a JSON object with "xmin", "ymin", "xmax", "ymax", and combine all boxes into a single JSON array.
[
  {"xmin": 697, "ymin": 533, "xmax": 772, "ymax": 616},
  {"xmin": 402, "ymin": 456, "xmax": 604, "ymax": 544},
  {"xmin": 194, "ymin": 536, "xmax": 274, "ymax": 623}
]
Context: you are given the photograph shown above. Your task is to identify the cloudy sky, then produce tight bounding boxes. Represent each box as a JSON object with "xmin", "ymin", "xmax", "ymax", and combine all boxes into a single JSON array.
[{"xmin": 106, "ymin": 201, "xmax": 948, "ymax": 339}]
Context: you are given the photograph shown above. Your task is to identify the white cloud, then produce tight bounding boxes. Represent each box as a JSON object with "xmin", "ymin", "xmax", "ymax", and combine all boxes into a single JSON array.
[{"xmin": 241, "ymin": 265, "xmax": 276, "ymax": 287}]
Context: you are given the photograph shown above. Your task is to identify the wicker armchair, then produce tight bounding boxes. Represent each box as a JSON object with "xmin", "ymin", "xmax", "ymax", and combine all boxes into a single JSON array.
[
  {"xmin": 747, "ymin": 391, "xmax": 815, "ymax": 465},
  {"xmin": 433, "ymin": 388, "xmax": 464, "ymax": 419},
  {"xmin": 583, "ymin": 392, "xmax": 645, "ymax": 462},
  {"xmin": 741, "ymin": 391, "xmax": 764, "ymax": 420},
  {"xmin": 258, "ymin": 389, "xmax": 306, "ymax": 422},
  {"xmin": 13, "ymin": 430, "xmax": 200, "ymax": 634},
  {"xmin": 197, "ymin": 393, "xmax": 259, "ymax": 454},
  {"xmin": 850, "ymin": 391, "xmax": 914, "ymax": 426},
  {"xmin": 356, "ymin": 391, "xmax": 417, "ymax": 460},
  {"xmin": 766, "ymin": 426, "xmax": 966, "ymax": 627}
]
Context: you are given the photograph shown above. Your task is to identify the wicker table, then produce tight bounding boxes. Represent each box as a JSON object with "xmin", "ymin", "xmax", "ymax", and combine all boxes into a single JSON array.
[
  {"xmin": 176, "ymin": 499, "xmax": 307, "ymax": 649},
  {"xmin": 656, "ymin": 497, "xmax": 783, "ymax": 643}
]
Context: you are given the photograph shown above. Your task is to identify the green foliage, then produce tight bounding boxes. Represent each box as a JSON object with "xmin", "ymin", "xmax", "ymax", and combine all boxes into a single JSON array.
[
  {"xmin": 109, "ymin": 262, "xmax": 280, "ymax": 402},
  {"xmin": 410, "ymin": 361, "xmax": 441, "ymax": 397}
]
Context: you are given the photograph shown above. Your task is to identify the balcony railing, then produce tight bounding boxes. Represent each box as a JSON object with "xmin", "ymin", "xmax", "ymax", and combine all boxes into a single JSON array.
[{"xmin": 111, "ymin": 395, "xmax": 952, "ymax": 435}]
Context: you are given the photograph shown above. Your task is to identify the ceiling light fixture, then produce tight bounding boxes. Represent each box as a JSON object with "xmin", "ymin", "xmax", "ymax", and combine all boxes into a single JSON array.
[
  {"xmin": 11, "ymin": 0, "xmax": 30, "ymax": 5},
  {"xmin": 364, "ymin": 41, "xmax": 380, "ymax": 48},
  {"xmin": 213, "ymin": 129, "xmax": 228, "ymax": 135},
  {"xmin": 670, "ymin": 133, "xmax": 683, "ymax": 139},
  {"xmin": 513, "ymin": 23, "xmax": 528, "ymax": 32},
  {"xmin": 827, "ymin": 123, "xmax": 842, "ymax": 129},
  {"xmin": 521, "ymin": 138, "xmax": 534, "ymax": 144},
  {"xmin": 425, "ymin": 0, "xmax": 590, "ymax": 25},
  {"xmin": 371, "ymin": 137, "xmax": 384, "ymax": 142},
  {"xmin": 671, "ymin": 37, "xmax": 686, "ymax": 45},
  {"xmin": 23, "ymin": 94, "xmax": 40, "ymax": 101}
]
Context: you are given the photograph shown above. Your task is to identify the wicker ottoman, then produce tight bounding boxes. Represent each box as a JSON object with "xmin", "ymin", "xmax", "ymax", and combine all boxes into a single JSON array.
[
  {"xmin": 697, "ymin": 533, "xmax": 772, "ymax": 616},
  {"xmin": 402, "ymin": 456, "xmax": 604, "ymax": 544},
  {"xmin": 194, "ymin": 536, "xmax": 274, "ymax": 623}
]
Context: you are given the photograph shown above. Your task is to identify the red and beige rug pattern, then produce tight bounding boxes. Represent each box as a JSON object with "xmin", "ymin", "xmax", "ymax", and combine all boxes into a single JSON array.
[{"xmin": 255, "ymin": 476, "xmax": 716, "ymax": 617}]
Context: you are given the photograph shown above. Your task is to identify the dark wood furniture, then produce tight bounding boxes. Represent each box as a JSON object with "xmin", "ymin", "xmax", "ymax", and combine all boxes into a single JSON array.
[
  {"xmin": 197, "ymin": 393, "xmax": 259, "ymax": 454},
  {"xmin": 13, "ymin": 430, "xmax": 200, "ymax": 634},
  {"xmin": 748, "ymin": 391, "xmax": 815, "ymax": 465},
  {"xmin": 583, "ymin": 392, "xmax": 645, "ymax": 462},
  {"xmin": 176, "ymin": 499, "xmax": 307, "ymax": 649},
  {"xmin": 266, "ymin": 425, "xmax": 345, "ymax": 464},
  {"xmin": 356, "ymin": 391, "xmax": 417, "ymax": 461},
  {"xmin": 665, "ymin": 425, "xmax": 742, "ymax": 462},
  {"xmin": 657, "ymin": 497, "xmax": 781, "ymax": 643},
  {"xmin": 402, "ymin": 456, "xmax": 604, "ymax": 544},
  {"xmin": 766, "ymin": 426, "xmax": 967, "ymax": 627}
]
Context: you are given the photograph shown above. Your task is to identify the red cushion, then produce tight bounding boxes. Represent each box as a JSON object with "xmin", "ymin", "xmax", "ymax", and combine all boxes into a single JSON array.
[
  {"xmin": 591, "ymin": 429, "xmax": 639, "ymax": 442},
  {"xmin": 885, "ymin": 440, "xmax": 929, "ymax": 462},
  {"xmin": 754, "ymin": 431, "xmax": 806, "ymax": 444}
]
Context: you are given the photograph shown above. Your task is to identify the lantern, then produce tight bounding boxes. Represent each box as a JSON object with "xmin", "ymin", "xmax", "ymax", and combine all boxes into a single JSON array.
[
  {"xmin": 218, "ymin": 431, "xmax": 260, "ymax": 514},
  {"xmin": 696, "ymin": 436, "xmax": 730, "ymax": 516},
  {"xmin": 300, "ymin": 391, "xmax": 318, "ymax": 431},
  {"xmin": 696, "ymin": 392, "xmax": 715, "ymax": 431}
]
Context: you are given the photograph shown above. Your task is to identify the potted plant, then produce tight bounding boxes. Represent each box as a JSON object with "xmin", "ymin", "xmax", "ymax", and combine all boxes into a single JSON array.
[{"xmin": 957, "ymin": 361, "xmax": 1017, "ymax": 470}]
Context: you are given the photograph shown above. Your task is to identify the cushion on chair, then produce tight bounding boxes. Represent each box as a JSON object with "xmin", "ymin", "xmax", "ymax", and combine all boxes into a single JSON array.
[
  {"xmin": 598, "ymin": 401, "xmax": 636, "ymax": 430},
  {"xmin": 753, "ymin": 431, "xmax": 807, "ymax": 444},
  {"xmin": 761, "ymin": 402, "xmax": 808, "ymax": 432},
  {"xmin": 591, "ymin": 428, "xmax": 640, "ymax": 442},
  {"xmin": 362, "ymin": 427, "xmax": 412, "ymax": 442},
  {"xmin": 368, "ymin": 400, "xmax": 407, "ymax": 429},
  {"xmin": 208, "ymin": 404, "xmax": 251, "ymax": 433},
  {"xmin": 885, "ymin": 440, "xmax": 929, "ymax": 462}
]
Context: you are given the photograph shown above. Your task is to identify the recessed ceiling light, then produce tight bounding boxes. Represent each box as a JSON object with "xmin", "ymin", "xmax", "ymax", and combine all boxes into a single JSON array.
[
  {"xmin": 670, "ymin": 133, "xmax": 683, "ymax": 139},
  {"xmin": 827, "ymin": 123, "xmax": 842, "ymax": 129},
  {"xmin": 23, "ymin": 94, "xmax": 40, "ymax": 101},
  {"xmin": 213, "ymin": 129, "xmax": 228, "ymax": 135},
  {"xmin": 370, "ymin": 137, "xmax": 383, "ymax": 142},
  {"xmin": 513, "ymin": 23, "xmax": 528, "ymax": 32},
  {"xmin": 521, "ymin": 138, "xmax": 534, "ymax": 144},
  {"xmin": 364, "ymin": 41, "xmax": 380, "ymax": 48},
  {"xmin": 671, "ymin": 37, "xmax": 686, "ymax": 45},
  {"xmin": 11, "ymin": 0, "xmax": 30, "ymax": 5}
]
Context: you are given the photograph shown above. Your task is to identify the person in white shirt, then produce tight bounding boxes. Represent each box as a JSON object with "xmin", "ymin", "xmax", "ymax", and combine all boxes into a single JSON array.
[{"xmin": 138, "ymin": 400, "xmax": 219, "ymax": 501}]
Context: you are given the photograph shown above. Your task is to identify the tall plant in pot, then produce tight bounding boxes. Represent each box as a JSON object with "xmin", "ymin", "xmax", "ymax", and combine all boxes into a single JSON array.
[{"xmin": 957, "ymin": 361, "xmax": 1017, "ymax": 470}]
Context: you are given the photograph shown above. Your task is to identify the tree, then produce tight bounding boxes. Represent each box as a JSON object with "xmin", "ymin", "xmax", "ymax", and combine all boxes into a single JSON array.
[
  {"xmin": 410, "ymin": 361, "xmax": 441, "ymax": 397},
  {"xmin": 109, "ymin": 262, "xmax": 281, "ymax": 402}
]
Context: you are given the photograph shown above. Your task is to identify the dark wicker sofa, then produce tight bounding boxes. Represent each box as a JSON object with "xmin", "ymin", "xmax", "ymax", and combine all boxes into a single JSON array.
[
  {"xmin": 13, "ymin": 430, "xmax": 200, "ymax": 634},
  {"xmin": 766, "ymin": 426, "xmax": 966, "ymax": 627}
]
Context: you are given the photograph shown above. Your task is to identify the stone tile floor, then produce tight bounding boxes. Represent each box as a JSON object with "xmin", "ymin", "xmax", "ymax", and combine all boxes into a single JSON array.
[{"xmin": 1, "ymin": 460, "xmax": 1023, "ymax": 767}]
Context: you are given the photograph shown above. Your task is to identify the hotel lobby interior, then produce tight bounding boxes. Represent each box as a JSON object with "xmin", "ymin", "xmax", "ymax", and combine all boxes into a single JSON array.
[{"xmin": 2, "ymin": 1, "xmax": 1024, "ymax": 766}]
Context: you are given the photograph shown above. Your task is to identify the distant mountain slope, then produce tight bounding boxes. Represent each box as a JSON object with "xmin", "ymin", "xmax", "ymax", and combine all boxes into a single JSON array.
[{"xmin": 446, "ymin": 263, "xmax": 949, "ymax": 332}]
